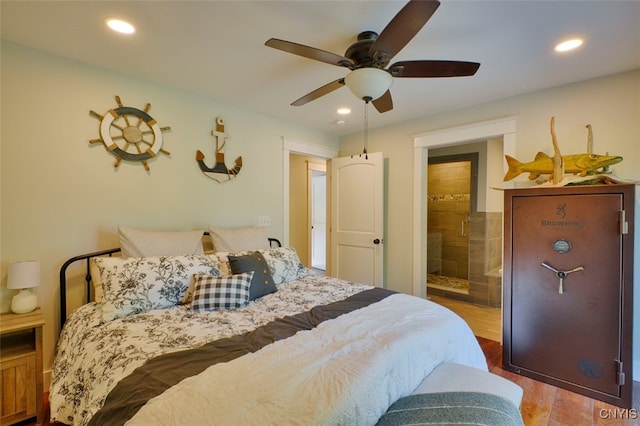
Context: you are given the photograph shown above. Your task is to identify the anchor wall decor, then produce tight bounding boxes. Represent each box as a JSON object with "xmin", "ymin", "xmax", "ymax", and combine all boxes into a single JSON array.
[{"xmin": 196, "ymin": 117, "xmax": 243, "ymax": 182}]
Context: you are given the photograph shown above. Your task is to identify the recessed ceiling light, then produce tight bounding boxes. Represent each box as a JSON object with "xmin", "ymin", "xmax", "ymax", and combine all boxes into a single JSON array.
[
  {"xmin": 554, "ymin": 38, "xmax": 583, "ymax": 52},
  {"xmin": 106, "ymin": 18, "xmax": 136, "ymax": 34},
  {"xmin": 335, "ymin": 120, "xmax": 347, "ymax": 126},
  {"xmin": 337, "ymin": 108, "xmax": 351, "ymax": 115}
]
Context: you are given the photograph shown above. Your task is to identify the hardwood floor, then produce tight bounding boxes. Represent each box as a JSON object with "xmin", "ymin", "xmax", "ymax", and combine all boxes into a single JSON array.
[
  {"xmin": 433, "ymin": 295, "xmax": 640, "ymax": 426},
  {"xmin": 429, "ymin": 294, "xmax": 502, "ymax": 342}
]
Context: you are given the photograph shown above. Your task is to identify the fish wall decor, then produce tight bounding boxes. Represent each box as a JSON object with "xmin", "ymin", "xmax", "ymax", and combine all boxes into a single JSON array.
[
  {"xmin": 503, "ymin": 152, "xmax": 623, "ymax": 181},
  {"xmin": 504, "ymin": 118, "xmax": 623, "ymax": 183}
]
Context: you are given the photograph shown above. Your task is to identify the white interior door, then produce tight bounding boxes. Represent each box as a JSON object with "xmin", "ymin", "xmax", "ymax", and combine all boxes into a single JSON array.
[{"xmin": 330, "ymin": 152, "xmax": 384, "ymax": 286}]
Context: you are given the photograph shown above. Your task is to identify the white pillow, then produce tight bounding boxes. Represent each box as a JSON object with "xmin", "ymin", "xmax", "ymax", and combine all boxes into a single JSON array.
[
  {"xmin": 94, "ymin": 254, "xmax": 220, "ymax": 321},
  {"xmin": 209, "ymin": 226, "xmax": 269, "ymax": 252},
  {"xmin": 119, "ymin": 226, "xmax": 205, "ymax": 258}
]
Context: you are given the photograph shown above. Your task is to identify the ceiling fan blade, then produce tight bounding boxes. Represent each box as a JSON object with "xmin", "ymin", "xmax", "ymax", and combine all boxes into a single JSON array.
[
  {"xmin": 369, "ymin": 0, "xmax": 440, "ymax": 65},
  {"xmin": 291, "ymin": 78, "xmax": 346, "ymax": 106},
  {"xmin": 265, "ymin": 38, "xmax": 354, "ymax": 68},
  {"xmin": 372, "ymin": 90, "xmax": 393, "ymax": 113},
  {"xmin": 389, "ymin": 60, "xmax": 480, "ymax": 78}
]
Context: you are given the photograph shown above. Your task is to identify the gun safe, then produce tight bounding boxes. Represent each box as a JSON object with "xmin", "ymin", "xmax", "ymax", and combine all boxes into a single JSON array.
[{"xmin": 503, "ymin": 184, "xmax": 634, "ymax": 408}]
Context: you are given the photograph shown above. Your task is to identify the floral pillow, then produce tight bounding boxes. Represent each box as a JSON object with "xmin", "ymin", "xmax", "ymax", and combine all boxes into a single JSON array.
[
  {"xmin": 213, "ymin": 247, "xmax": 309, "ymax": 286},
  {"xmin": 94, "ymin": 254, "xmax": 221, "ymax": 321},
  {"xmin": 259, "ymin": 246, "xmax": 310, "ymax": 285}
]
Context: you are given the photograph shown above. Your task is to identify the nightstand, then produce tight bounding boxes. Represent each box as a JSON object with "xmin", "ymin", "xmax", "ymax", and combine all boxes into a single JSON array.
[{"xmin": 0, "ymin": 308, "xmax": 44, "ymax": 425}]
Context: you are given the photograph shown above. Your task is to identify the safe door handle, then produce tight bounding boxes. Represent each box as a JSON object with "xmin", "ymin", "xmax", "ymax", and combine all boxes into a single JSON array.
[{"xmin": 540, "ymin": 262, "xmax": 584, "ymax": 294}]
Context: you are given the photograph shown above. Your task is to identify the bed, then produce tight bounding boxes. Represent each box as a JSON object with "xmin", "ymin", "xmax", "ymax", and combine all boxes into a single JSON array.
[{"xmin": 50, "ymin": 227, "xmax": 512, "ymax": 426}]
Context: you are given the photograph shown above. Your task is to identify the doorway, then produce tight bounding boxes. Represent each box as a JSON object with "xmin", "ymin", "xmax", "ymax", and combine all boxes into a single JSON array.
[
  {"xmin": 282, "ymin": 138, "xmax": 337, "ymax": 270},
  {"xmin": 426, "ymin": 153, "xmax": 478, "ymax": 296},
  {"xmin": 412, "ymin": 117, "xmax": 516, "ymax": 301},
  {"xmin": 425, "ymin": 142, "xmax": 503, "ymax": 308},
  {"xmin": 289, "ymin": 153, "xmax": 327, "ymax": 269},
  {"xmin": 412, "ymin": 117, "xmax": 516, "ymax": 344}
]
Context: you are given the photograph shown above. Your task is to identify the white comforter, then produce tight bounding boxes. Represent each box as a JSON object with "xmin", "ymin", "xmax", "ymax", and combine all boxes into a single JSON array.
[
  {"xmin": 51, "ymin": 275, "xmax": 486, "ymax": 425},
  {"xmin": 129, "ymin": 293, "xmax": 486, "ymax": 425}
]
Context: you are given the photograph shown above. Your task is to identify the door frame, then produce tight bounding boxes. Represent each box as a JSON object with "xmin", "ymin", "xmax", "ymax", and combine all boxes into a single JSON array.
[
  {"xmin": 282, "ymin": 137, "xmax": 338, "ymax": 247},
  {"xmin": 412, "ymin": 117, "xmax": 517, "ymax": 298}
]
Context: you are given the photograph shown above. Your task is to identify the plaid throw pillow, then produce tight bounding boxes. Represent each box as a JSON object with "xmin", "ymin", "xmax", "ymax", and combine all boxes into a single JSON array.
[{"xmin": 190, "ymin": 272, "xmax": 253, "ymax": 311}]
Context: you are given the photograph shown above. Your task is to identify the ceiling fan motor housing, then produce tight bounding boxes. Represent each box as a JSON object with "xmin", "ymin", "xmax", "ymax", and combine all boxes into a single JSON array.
[{"xmin": 345, "ymin": 31, "xmax": 385, "ymax": 68}]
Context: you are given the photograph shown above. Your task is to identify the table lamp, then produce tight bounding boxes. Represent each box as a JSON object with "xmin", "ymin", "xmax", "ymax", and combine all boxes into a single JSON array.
[{"xmin": 7, "ymin": 260, "xmax": 40, "ymax": 314}]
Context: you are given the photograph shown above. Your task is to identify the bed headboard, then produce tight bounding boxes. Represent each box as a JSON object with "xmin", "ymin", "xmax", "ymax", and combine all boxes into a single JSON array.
[{"xmin": 59, "ymin": 235, "xmax": 281, "ymax": 331}]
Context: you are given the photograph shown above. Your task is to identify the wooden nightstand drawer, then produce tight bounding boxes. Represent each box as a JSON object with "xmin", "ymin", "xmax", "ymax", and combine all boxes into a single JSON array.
[
  {"xmin": 0, "ymin": 308, "xmax": 44, "ymax": 426},
  {"xmin": 1, "ymin": 353, "xmax": 37, "ymax": 424}
]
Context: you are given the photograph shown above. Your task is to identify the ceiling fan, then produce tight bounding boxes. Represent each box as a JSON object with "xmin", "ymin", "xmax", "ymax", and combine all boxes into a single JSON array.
[{"xmin": 265, "ymin": 0, "xmax": 480, "ymax": 113}]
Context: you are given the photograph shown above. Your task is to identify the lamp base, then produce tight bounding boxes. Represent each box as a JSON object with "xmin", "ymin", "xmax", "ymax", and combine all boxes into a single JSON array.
[{"xmin": 11, "ymin": 289, "xmax": 38, "ymax": 314}]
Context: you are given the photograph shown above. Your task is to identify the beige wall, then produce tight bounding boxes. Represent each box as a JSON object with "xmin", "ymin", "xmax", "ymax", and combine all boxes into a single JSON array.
[
  {"xmin": 339, "ymin": 68, "xmax": 640, "ymax": 378},
  {"xmin": 0, "ymin": 41, "xmax": 339, "ymax": 376}
]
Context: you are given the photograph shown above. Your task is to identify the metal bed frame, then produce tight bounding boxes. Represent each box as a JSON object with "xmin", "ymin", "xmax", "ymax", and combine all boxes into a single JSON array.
[{"xmin": 58, "ymin": 234, "xmax": 281, "ymax": 331}]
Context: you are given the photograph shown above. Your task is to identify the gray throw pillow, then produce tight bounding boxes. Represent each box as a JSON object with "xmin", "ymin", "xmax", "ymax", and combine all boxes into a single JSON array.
[{"xmin": 228, "ymin": 252, "xmax": 277, "ymax": 301}]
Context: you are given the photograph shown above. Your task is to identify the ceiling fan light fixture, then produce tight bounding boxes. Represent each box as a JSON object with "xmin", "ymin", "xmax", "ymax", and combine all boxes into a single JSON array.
[{"xmin": 344, "ymin": 68, "xmax": 393, "ymax": 102}]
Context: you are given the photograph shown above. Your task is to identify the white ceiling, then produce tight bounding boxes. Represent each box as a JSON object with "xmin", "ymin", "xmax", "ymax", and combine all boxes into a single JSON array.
[{"xmin": 2, "ymin": 1, "xmax": 639, "ymax": 136}]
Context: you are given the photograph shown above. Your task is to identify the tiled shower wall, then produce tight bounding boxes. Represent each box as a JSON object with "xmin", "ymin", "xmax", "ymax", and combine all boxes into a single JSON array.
[
  {"xmin": 427, "ymin": 161, "xmax": 470, "ymax": 280},
  {"xmin": 427, "ymin": 161, "xmax": 503, "ymax": 307},
  {"xmin": 469, "ymin": 211, "xmax": 503, "ymax": 307}
]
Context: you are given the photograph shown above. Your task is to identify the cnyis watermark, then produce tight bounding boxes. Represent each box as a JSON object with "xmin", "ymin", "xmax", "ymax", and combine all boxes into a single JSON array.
[{"xmin": 599, "ymin": 408, "xmax": 638, "ymax": 420}]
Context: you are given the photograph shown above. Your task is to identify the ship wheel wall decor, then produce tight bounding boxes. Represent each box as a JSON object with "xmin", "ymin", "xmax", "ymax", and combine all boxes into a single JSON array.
[
  {"xmin": 90, "ymin": 95, "xmax": 171, "ymax": 171},
  {"xmin": 196, "ymin": 117, "xmax": 243, "ymax": 183}
]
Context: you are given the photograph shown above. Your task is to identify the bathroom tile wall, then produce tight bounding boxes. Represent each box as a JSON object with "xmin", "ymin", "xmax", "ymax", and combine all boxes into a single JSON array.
[
  {"xmin": 427, "ymin": 161, "xmax": 470, "ymax": 280},
  {"xmin": 427, "ymin": 161, "xmax": 503, "ymax": 307}
]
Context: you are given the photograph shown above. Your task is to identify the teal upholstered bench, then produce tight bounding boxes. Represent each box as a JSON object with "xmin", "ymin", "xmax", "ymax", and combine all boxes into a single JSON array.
[{"xmin": 378, "ymin": 362, "xmax": 524, "ymax": 425}]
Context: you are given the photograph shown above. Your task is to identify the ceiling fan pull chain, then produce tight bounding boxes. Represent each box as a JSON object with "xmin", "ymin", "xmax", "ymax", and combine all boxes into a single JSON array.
[{"xmin": 363, "ymin": 99, "xmax": 369, "ymax": 160}]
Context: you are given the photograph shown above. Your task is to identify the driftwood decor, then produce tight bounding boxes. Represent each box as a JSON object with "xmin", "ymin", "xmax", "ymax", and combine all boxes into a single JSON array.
[
  {"xmin": 503, "ymin": 117, "xmax": 624, "ymax": 186},
  {"xmin": 196, "ymin": 117, "xmax": 243, "ymax": 183},
  {"xmin": 90, "ymin": 95, "xmax": 171, "ymax": 171}
]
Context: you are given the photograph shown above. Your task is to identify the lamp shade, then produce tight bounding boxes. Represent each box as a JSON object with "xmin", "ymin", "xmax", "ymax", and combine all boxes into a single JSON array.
[
  {"xmin": 344, "ymin": 68, "xmax": 393, "ymax": 102},
  {"xmin": 7, "ymin": 260, "xmax": 40, "ymax": 289}
]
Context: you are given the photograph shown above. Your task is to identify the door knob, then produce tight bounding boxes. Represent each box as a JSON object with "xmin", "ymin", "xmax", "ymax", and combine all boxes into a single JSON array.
[{"xmin": 373, "ymin": 238, "xmax": 382, "ymax": 245}]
